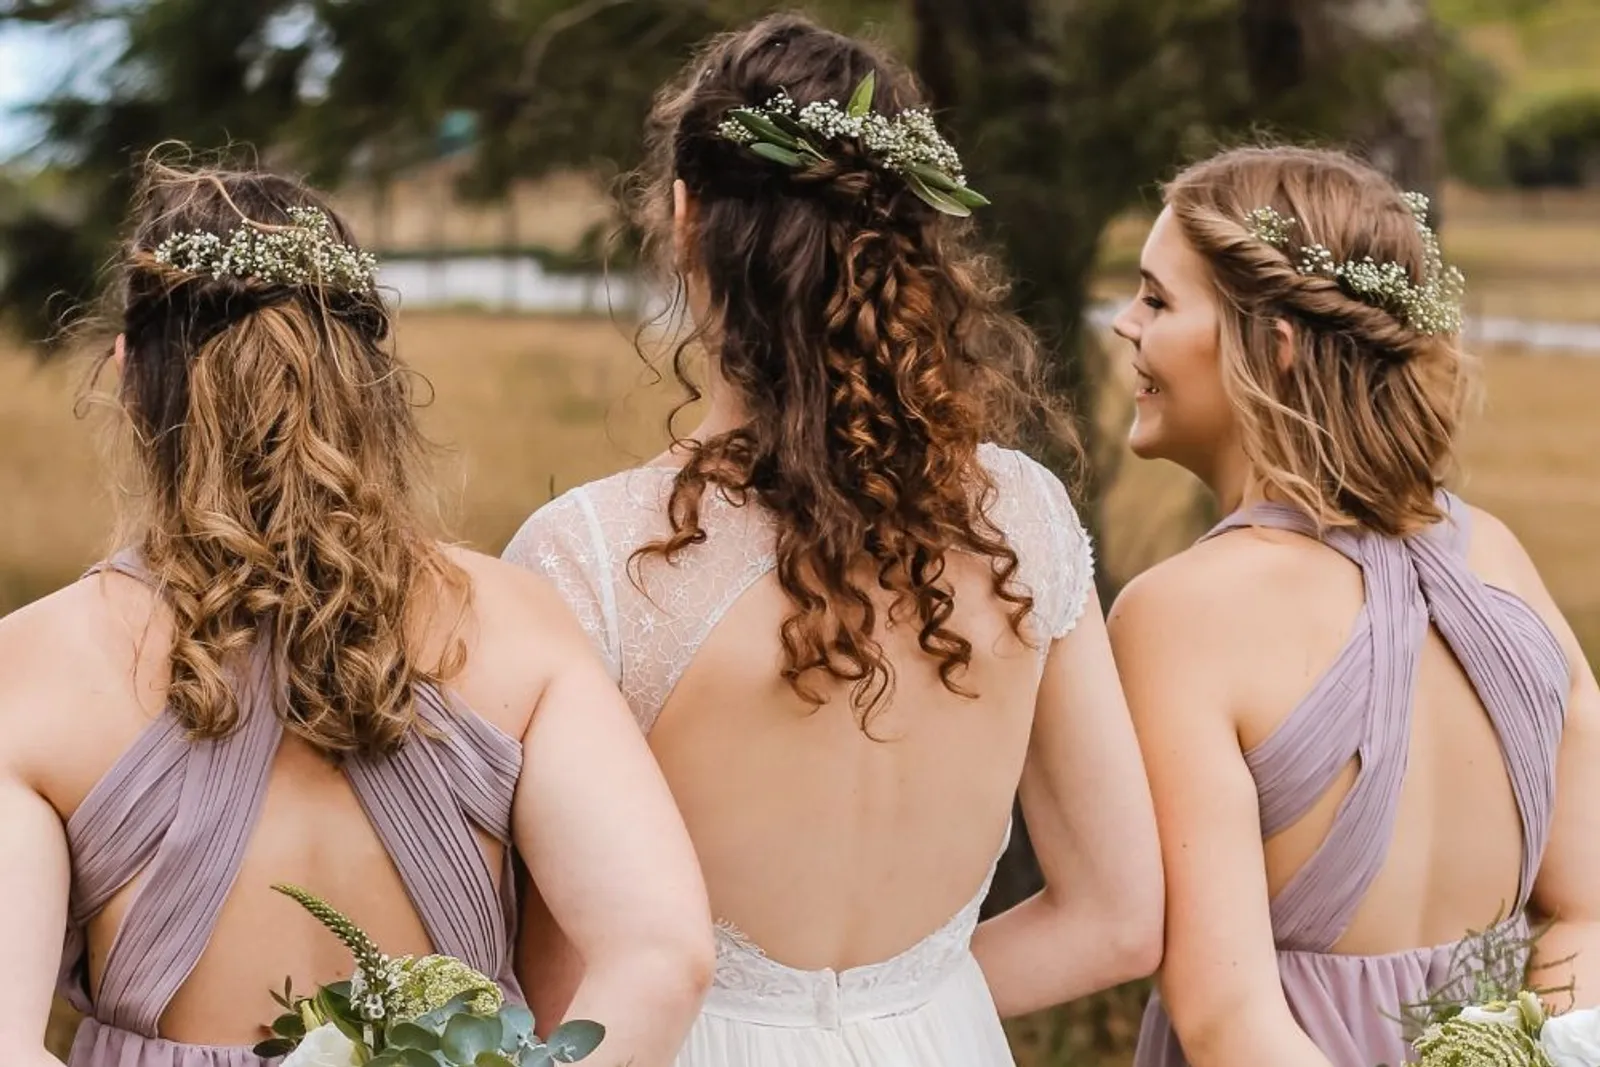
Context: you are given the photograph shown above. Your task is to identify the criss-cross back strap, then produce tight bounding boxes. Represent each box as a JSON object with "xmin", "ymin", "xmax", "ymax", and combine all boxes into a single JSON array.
[
  {"xmin": 345, "ymin": 683, "xmax": 521, "ymax": 980},
  {"xmin": 93, "ymin": 642, "xmax": 284, "ymax": 1033},
  {"xmin": 1406, "ymin": 507, "xmax": 1567, "ymax": 907},
  {"xmin": 1201, "ymin": 505, "xmax": 1430, "ymax": 951}
]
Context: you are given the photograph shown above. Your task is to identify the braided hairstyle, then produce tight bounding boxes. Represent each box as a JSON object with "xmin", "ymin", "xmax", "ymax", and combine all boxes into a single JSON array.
[
  {"xmin": 629, "ymin": 14, "xmax": 1072, "ymax": 724},
  {"xmin": 105, "ymin": 158, "xmax": 466, "ymax": 756},
  {"xmin": 1166, "ymin": 146, "xmax": 1474, "ymax": 537}
]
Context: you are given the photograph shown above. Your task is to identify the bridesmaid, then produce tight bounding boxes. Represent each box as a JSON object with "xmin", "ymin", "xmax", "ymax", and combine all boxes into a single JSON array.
[
  {"xmin": 0, "ymin": 159, "xmax": 712, "ymax": 1067},
  {"xmin": 1109, "ymin": 145, "xmax": 1600, "ymax": 1067}
]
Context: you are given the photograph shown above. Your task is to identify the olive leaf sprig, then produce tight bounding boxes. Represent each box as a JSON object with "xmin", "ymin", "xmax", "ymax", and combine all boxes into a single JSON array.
[{"xmin": 716, "ymin": 72, "xmax": 990, "ymax": 218}]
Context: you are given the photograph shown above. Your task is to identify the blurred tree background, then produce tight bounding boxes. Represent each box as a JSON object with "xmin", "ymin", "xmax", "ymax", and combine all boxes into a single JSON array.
[{"xmin": 3, "ymin": 1, "xmax": 1599, "ymax": 1064}]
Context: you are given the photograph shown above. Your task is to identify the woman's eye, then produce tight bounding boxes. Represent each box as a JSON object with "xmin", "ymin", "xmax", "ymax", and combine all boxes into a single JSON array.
[{"xmin": 1142, "ymin": 294, "xmax": 1166, "ymax": 311}]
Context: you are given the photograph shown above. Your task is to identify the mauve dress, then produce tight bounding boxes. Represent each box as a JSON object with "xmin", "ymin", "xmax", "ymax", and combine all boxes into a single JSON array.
[
  {"xmin": 56, "ymin": 552, "xmax": 525, "ymax": 1067},
  {"xmin": 1135, "ymin": 494, "xmax": 1569, "ymax": 1067}
]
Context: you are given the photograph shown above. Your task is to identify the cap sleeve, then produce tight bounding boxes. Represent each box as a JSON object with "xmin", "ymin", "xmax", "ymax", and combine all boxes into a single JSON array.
[{"xmin": 501, "ymin": 487, "xmax": 621, "ymax": 681}]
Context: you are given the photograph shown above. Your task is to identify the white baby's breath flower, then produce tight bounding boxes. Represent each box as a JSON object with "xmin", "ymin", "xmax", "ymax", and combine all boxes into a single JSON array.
[
  {"xmin": 280, "ymin": 1023, "xmax": 361, "ymax": 1067},
  {"xmin": 1541, "ymin": 1006, "xmax": 1600, "ymax": 1067}
]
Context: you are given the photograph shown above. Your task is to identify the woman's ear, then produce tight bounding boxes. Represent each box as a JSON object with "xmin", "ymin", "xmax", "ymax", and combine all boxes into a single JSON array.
[
  {"xmin": 113, "ymin": 333, "xmax": 127, "ymax": 370},
  {"xmin": 1273, "ymin": 318, "xmax": 1296, "ymax": 373},
  {"xmin": 672, "ymin": 179, "xmax": 695, "ymax": 272}
]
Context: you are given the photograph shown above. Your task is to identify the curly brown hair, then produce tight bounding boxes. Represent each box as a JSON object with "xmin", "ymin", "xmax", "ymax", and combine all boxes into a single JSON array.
[
  {"xmin": 629, "ymin": 14, "xmax": 1076, "ymax": 722},
  {"xmin": 1165, "ymin": 146, "xmax": 1475, "ymax": 537},
  {"xmin": 102, "ymin": 157, "xmax": 466, "ymax": 756}
]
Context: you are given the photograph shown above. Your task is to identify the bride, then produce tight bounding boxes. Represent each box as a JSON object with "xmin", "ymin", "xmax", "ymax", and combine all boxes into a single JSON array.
[{"xmin": 503, "ymin": 13, "xmax": 1163, "ymax": 1065}]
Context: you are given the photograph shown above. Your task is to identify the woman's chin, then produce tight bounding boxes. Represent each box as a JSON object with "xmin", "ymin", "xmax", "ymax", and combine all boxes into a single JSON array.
[{"xmin": 1126, "ymin": 421, "xmax": 1166, "ymax": 460}]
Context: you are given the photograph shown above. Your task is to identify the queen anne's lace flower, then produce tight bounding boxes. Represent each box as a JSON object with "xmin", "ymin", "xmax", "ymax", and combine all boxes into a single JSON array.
[
  {"xmin": 1242, "ymin": 195, "xmax": 1465, "ymax": 336},
  {"xmin": 152, "ymin": 206, "xmax": 379, "ymax": 293}
]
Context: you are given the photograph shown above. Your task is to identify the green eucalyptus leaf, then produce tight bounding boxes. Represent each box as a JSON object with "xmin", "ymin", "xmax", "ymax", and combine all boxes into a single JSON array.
[
  {"xmin": 904, "ymin": 172, "xmax": 971, "ymax": 218},
  {"xmin": 365, "ymin": 1053, "xmax": 406, "ymax": 1067},
  {"xmin": 442, "ymin": 1014, "xmax": 502, "ymax": 1065},
  {"xmin": 253, "ymin": 1038, "xmax": 296, "ymax": 1058},
  {"xmin": 546, "ymin": 1020, "xmax": 605, "ymax": 1063},
  {"xmin": 497, "ymin": 1007, "xmax": 534, "ymax": 1049},
  {"xmin": 271, "ymin": 1012, "xmax": 307, "ymax": 1040},
  {"xmin": 847, "ymin": 71, "xmax": 877, "ymax": 119},
  {"xmin": 732, "ymin": 111, "xmax": 799, "ymax": 148},
  {"xmin": 397, "ymin": 1051, "xmax": 441, "ymax": 1067},
  {"xmin": 389, "ymin": 1022, "xmax": 442, "ymax": 1052},
  {"xmin": 519, "ymin": 1048, "xmax": 555, "ymax": 1067},
  {"xmin": 475, "ymin": 1054, "xmax": 517, "ymax": 1067},
  {"xmin": 326, "ymin": 981, "xmax": 354, "ymax": 1000},
  {"xmin": 415, "ymin": 993, "xmax": 479, "ymax": 1031},
  {"xmin": 749, "ymin": 142, "xmax": 803, "ymax": 168}
]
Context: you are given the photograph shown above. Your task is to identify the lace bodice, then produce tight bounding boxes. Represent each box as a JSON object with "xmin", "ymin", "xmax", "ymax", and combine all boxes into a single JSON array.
[{"xmin": 503, "ymin": 443, "xmax": 1095, "ymax": 733}]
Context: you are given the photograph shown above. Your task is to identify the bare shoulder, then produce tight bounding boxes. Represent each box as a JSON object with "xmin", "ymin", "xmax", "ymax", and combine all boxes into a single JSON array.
[
  {"xmin": 1458, "ymin": 501, "xmax": 1582, "ymax": 665},
  {"xmin": 1109, "ymin": 531, "xmax": 1303, "ymax": 657},
  {"xmin": 439, "ymin": 545, "xmax": 601, "ymax": 668},
  {"xmin": 0, "ymin": 573, "xmax": 158, "ymax": 766},
  {"xmin": 1460, "ymin": 503, "xmax": 1542, "ymax": 584}
]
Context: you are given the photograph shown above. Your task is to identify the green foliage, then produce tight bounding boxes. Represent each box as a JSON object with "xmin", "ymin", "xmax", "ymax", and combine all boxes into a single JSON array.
[
  {"xmin": 1503, "ymin": 89, "xmax": 1600, "ymax": 186},
  {"xmin": 260, "ymin": 884, "xmax": 605, "ymax": 1066}
]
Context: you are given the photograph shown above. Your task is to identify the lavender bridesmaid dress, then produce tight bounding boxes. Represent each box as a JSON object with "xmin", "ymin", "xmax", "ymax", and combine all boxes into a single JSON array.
[
  {"xmin": 1135, "ymin": 494, "xmax": 1568, "ymax": 1067},
  {"xmin": 56, "ymin": 552, "xmax": 525, "ymax": 1067}
]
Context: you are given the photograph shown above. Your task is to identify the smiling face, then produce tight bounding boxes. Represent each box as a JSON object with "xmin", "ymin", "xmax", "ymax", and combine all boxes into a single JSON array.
[{"xmin": 1112, "ymin": 206, "xmax": 1241, "ymax": 482}]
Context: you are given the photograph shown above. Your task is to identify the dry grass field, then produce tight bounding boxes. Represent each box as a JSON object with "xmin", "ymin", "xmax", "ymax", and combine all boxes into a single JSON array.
[{"xmin": 5, "ymin": 311, "xmax": 1598, "ymax": 651}]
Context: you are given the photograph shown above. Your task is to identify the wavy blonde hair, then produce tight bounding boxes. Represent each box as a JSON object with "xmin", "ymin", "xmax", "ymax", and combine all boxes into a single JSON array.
[
  {"xmin": 104, "ymin": 159, "xmax": 466, "ymax": 756},
  {"xmin": 1166, "ymin": 146, "xmax": 1475, "ymax": 537}
]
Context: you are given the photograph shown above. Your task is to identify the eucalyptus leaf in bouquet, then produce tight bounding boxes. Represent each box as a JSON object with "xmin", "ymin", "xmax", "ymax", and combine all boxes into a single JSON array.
[{"xmin": 255, "ymin": 884, "xmax": 605, "ymax": 1067}]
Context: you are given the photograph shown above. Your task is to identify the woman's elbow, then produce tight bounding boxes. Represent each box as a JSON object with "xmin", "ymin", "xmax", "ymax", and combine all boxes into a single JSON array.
[
  {"xmin": 1106, "ymin": 880, "xmax": 1165, "ymax": 984},
  {"xmin": 610, "ymin": 925, "xmax": 717, "ymax": 1013}
]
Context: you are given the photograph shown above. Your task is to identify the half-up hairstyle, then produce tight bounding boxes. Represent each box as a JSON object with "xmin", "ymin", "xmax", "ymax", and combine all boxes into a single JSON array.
[
  {"xmin": 631, "ymin": 14, "xmax": 1073, "ymax": 723},
  {"xmin": 1165, "ymin": 146, "xmax": 1474, "ymax": 537},
  {"xmin": 105, "ymin": 158, "xmax": 466, "ymax": 756}
]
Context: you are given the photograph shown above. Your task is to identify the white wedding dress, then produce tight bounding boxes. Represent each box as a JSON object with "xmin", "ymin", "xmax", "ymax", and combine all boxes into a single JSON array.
[{"xmin": 504, "ymin": 443, "xmax": 1095, "ymax": 1066}]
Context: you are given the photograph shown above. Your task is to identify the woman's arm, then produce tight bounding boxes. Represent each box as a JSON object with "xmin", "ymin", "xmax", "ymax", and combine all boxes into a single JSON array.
[
  {"xmin": 510, "ymin": 573, "xmax": 714, "ymax": 1067},
  {"xmin": 1107, "ymin": 566, "xmax": 1334, "ymax": 1067},
  {"xmin": 0, "ymin": 746, "xmax": 71, "ymax": 1066},
  {"xmin": 1477, "ymin": 516, "xmax": 1600, "ymax": 1008},
  {"xmin": 970, "ymin": 591, "xmax": 1165, "ymax": 1017}
]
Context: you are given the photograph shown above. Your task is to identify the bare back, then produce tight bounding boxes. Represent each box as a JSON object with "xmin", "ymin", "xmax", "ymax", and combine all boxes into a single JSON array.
[
  {"xmin": 1126, "ymin": 495, "xmax": 1570, "ymax": 1067},
  {"xmin": 505, "ymin": 444, "xmax": 1093, "ymax": 971},
  {"xmin": 1209, "ymin": 501, "xmax": 1561, "ymax": 953},
  {"xmin": 12, "ymin": 547, "xmax": 557, "ymax": 1049}
]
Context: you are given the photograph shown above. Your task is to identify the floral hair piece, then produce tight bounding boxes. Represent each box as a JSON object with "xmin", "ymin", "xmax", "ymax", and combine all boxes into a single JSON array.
[
  {"xmin": 1242, "ymin": 192, "xmax": 1465, "ymax": 336},
  {"xmin": 153, "ymin": 206, "xmax": 380, "ymax": 293},
  {"xmin": 715, "ymin": 71, "xmax": 989, "ymax": 218}
]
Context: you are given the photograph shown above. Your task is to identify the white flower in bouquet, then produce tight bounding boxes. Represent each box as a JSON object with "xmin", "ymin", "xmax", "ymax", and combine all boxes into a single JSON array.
[
  {"xmin": 280, "ymin": 1023, "xmax": 360, "ymax": 1067},
  {"xmin": 1540, "ymin": 1006, "xmax": 1600, "ymax": 1067},
  {"xmin": 1461, "ymin": 1003, "xmax": 1526, "ymax": 1028}
]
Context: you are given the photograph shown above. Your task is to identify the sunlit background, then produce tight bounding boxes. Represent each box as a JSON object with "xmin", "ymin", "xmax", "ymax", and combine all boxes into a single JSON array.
[{"xmin": 2, "ymin": 1, "xmax": 1597, "ymax": 1063}]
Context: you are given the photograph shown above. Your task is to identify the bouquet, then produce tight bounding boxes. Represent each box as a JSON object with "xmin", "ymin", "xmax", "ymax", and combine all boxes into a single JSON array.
[
  {"xmin": 1408, "ymin": 991, "xmax": 1600, "ymax": 1067},
  {"xmin": 1391, "ymin": 919, "xmax": 1599, "ymax": 1067},
  {"xmin": 256, "ymin": 884, "xmax": 604, "ymax": 1067}
]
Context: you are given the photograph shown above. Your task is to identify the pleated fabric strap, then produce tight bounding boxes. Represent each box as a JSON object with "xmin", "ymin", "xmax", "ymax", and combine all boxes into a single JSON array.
[
  {"xmin": 1200, "ymin": 497, "xmax": 1566, "ymax": 951},
  {"xmin": 93, "ymin": 643, "xmax": 284, "ymax": 1034},
  {"xmin": 344, "ymin": 683, "xmax": 520, "ymax": 978}
]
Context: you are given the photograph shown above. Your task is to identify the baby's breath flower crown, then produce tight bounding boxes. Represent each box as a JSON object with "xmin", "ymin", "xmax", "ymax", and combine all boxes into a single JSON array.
[
  {"xmin": 152, "ymin": 206, "xmax": 379, "ymax": 293},
  {"xmin": 1242, "ymin": 192, "xmax": 1465, "ymax": 336},
  {"xmin": 715, "ymin": 71, "xmax": 989, "ymax": 218}
]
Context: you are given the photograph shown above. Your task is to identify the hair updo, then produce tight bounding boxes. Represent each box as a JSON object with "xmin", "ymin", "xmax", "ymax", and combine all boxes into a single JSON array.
[
  {"xmin": 629, "ymin": 13, "xmax": 1074, "ymax": 723},
  {"xmin": 105, "ymin": 157, "xmax": 465, "ymax": 756},
  {"xmin": 1165, "ymin": 145, "xmax": 1474, "ymax": 537}
]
